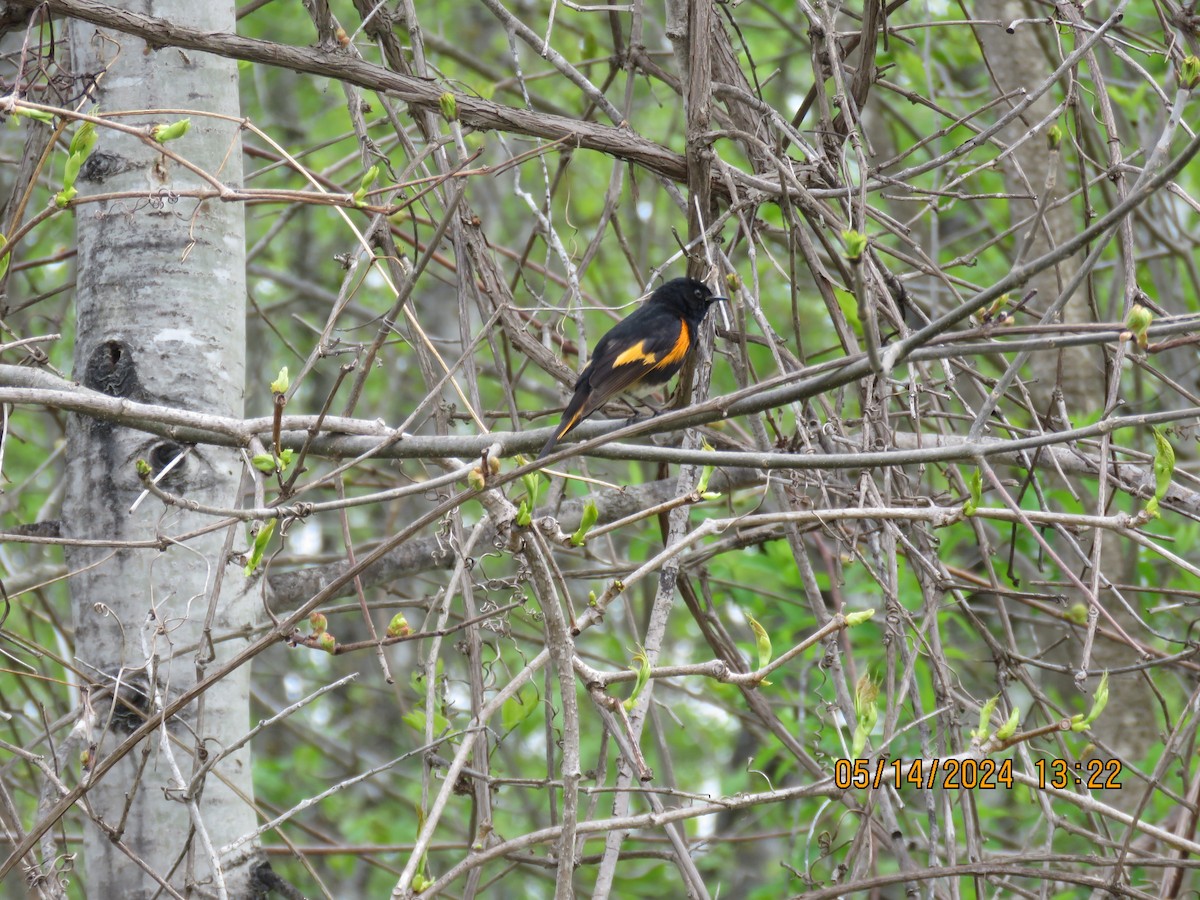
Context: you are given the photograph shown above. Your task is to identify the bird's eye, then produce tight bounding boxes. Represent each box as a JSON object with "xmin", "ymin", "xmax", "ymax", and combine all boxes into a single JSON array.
[{"xmin": 694, "ymin": 289, "xmax": 702, "ymax": 299}]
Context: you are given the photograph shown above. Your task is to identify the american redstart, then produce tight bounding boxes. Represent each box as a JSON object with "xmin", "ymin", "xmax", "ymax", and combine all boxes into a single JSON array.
[{"xmin": 538, "ymin": 277, "xmax": 726, "ymax": 459}]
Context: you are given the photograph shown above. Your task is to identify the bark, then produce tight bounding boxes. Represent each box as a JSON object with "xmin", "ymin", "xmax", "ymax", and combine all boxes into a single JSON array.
[{"xmin": 62, "ymin": 0, "xmax": 258, "ymax": 894}]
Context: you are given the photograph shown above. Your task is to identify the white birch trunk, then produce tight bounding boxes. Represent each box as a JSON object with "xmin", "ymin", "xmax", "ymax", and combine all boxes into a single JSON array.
[{"xmin": 63, "ymin": 1, "xmax": 257, "ymax": 895}]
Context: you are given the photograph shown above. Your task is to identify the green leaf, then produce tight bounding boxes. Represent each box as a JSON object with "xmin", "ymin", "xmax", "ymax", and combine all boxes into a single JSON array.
[
  {"xmin": 851, "ymin": 673, "xmax": 879, "ymax": 758},
  {"xmin": 569, "ymin": 500, "xmax": 598, "ymax": 546},
  {"xmin": 270, "ymin": 366, "xmax": 290, "ymax": 394},
  {"xmin": 963, "ymin": 467, "xmax": 982, "ymax": 515},
  {"xmin": 62, "ymin": 151, "xmax": 84, "ymax": 192},
  {"xmin": 251, "ymin": 453, "xmax": 277, "ymax": 472},
  {"xmin": 695, "ymin": 440, "xmax": 721, "ymax": 499},
  {"xmin": 521, "ymin": 472, "xmax": 541, "ymax": 505},
  {"xmin": 251, "ymin": 449, "xmax": 294, "ymax": 473},
  {"xmin": 834, "ymin": 288, "xmax": 862, "ymax": 333},
  {"xmin": 68, "ymin": 120, "xmax": 97, "ymax": 158},
  {"xmin": 748, "ymin": 615, "xmax": 772, "ymax": 684},
  {"xmin": 502, "ymin": 684, "xmax": 538, "ymax": 731},
  {"xmin": 623, "ymin": 647, "xmax": 651, "ymax": 711},
  {"xmin": 1078, "ymin": 671, "xmax": 1109, "ymax": 729},
  {"xmin": 13, "ymin": 106, "xmax": 55, "ymax": 124},
  {"xmin": 353, "ymin": 164, "xmax": 380, "ymax": 206},
  {"xmin": 243, "ymin": 519, "xmax": 276, "ymax": 575},
  {"xmin": 1153, "ymin": 427, "xmax": 1176, "ymax": 496},
  {"xmin": 1146, "ymin": 427, "xmax": 1176, "ymax": 518},
  {"xmin": 972, "ymin": 695, "xmax": 999, "ymax": 741},
  {"xmin": 402, "ymin": 709, "xmax": 451, "ymax": 735}
]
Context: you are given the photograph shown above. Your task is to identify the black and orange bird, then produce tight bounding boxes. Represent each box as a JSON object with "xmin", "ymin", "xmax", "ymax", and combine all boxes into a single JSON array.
[{"xmin": 538, "ymin": 277, "xmax": 726, "ymax": 459}]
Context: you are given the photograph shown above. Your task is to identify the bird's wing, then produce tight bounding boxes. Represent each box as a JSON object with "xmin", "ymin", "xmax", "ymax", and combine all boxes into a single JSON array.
[{"xmin": 582, "ymin": 315, "xmax": 690, "ymax": 415}]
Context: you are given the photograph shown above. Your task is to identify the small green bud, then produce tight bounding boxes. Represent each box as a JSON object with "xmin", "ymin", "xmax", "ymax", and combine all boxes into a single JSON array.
[
  {"xmin": 439, "ymin": 91, "xmax": 458, "ymax": 122},
  {"xmin": 1182, "ymin": 55, "xmax": 1200, "ymax": 90},
  {"xmin": 964, "ymin": 468, "xmax": 982, "ymax": 516},
  {"xmin": 972, "ymin": 695, "xmax": 998, "ymax": 741},
  {"xmin": 309, "ymin": 612, "xmax": 327, "ymax": 633},
  {"xmin": 1065, "ymin": 603, "xmax": 1089, "ymax": 625},
  {"xmin": 152, "ymin": 118, "xmax": 191, "ymax": 143},
  {"xmin": 270, "ymin": 366, "xmax": 290, "ymax": 394},
  {"xmin": 515, "ymin": 498, "xmax": 532, "ymax": 527},
  {"xmin": 386, "ymin": 612, "xmax": 411, "ymax": 638},
  {"xmin": 135, "ymin": 458, "xmax": 152, "ymax": 477},
  {"xmin": 467, "ymin": 467, "xmax": 486, "ymax": 491},
  {"xmin": 844, "ymin": 608, "xmax": 876, "ymax": 627},
  {"xmin": 1046, "ymin": 123, "xmax": 1063, "ymax": 150},
  {"xmin": 979, "ymin": 293, "xmax": 1010, "ymax": 324},
  {"xmin": 316, "ymin": 631, "xmax": 336, "ymax": 653},
  {"xmin": 724, "ymin": 272, "xmax": 742, "ymax": 293},
  {"xmin": 1124, "ymin": 303, "xmax": 1153, "ymax": 349},
  {"xmin": 994, "ymin": 706, "xmax": 1019, "ymax": 741},
  {"xmin": 842, "ymin": 229, "xmax": 868, "ymax": 261}
]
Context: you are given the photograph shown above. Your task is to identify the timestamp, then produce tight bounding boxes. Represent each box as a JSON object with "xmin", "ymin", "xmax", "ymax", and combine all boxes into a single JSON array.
[
  {"xmin": 833, "ymin": 757, "xmax": 1014, "ymax": 790},
  {"xmin": 1034, "ymin": 757, "xmax": 1123, "ymax": 790},
  {"xmin": 831, "ymin": 757, "xmax": 1124, "ymax": 791}
]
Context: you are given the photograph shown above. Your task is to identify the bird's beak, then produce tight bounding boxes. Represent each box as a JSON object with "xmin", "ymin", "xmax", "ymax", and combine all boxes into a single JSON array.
[{"xmin": 711, "ymin": 295, "xmax": 729, "ymax": 304}]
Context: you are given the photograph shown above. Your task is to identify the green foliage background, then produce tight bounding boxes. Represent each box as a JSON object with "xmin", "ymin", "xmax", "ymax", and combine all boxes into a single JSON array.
[{"xmin": 2, "ymin": 0, "xmax": 1200, "ymax": 897}]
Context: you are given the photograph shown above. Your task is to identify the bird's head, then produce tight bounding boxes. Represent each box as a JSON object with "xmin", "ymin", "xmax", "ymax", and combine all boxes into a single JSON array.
[{"xmin": 651, "ymin": 277, "xmax": 728, "ymax": 321}]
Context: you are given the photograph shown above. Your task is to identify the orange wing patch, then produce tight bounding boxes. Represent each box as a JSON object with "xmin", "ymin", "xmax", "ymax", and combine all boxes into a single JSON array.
[
  {"xmin": 613, "ymin": 340, "xmax": 658, "ymax": 367},
  {"xmin": 555, "ymin": 406, "xmax": 584, "ymax": 439},
  {"xmin": 653, "ymin": 324, "xmax": 691, "ymax": 369}
]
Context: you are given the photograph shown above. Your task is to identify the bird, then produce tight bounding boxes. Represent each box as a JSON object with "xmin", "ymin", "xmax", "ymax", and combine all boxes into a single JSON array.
[{"xmin": 538, "ymin": 276, "xmax": 726, "ymax": 459}]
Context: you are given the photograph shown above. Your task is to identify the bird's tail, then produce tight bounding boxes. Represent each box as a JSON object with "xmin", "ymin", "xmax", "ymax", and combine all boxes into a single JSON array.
[{"xmin": 538, "ymin": 392, "xmax": 589, "ymax": 460}]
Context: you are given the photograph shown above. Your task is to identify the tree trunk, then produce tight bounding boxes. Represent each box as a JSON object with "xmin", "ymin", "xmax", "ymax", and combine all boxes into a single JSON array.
[{"xmin": 63, "ymin": 0, "xmax": 257, "ymax": 894}]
